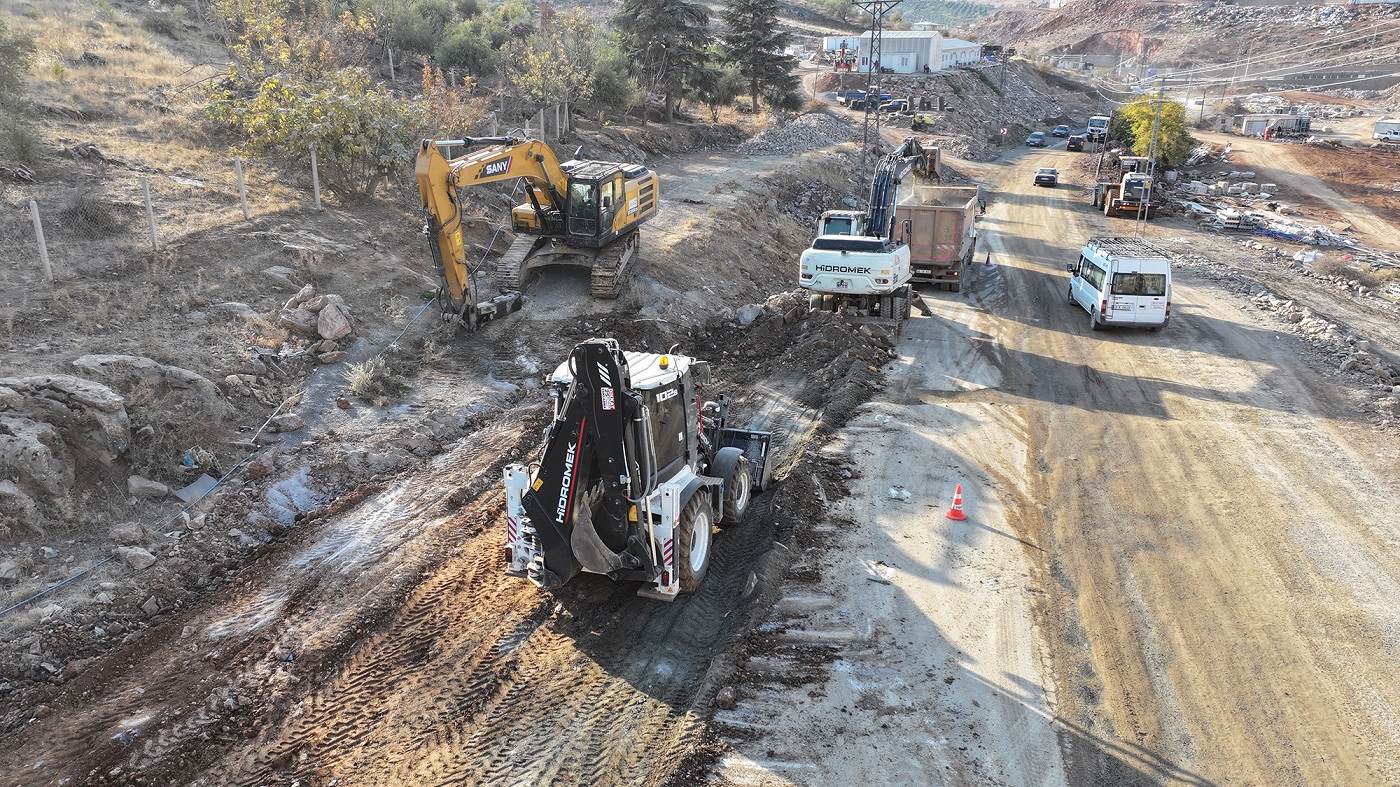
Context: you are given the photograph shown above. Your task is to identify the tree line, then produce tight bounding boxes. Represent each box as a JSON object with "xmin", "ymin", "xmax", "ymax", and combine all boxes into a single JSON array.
[{"xmin": 202, "ymin": 0, "xmax": 802, "ymax": 195}]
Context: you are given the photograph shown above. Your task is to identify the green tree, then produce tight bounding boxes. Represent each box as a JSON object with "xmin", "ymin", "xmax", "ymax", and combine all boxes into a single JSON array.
[
  {"xmin": 0, "ymin": 19, "xmax": 36, "ymax": 109},
  {"xmin": 691, "ymin": 50, "xmax": 743, "ymax": 121},
  {"xmin": 206, "ymin": 1, "xmax": 419, "ymax": 196},
  {"xmin": 821, "ymin": 0, "xmax": 854, "ymax": 24},
  {"xmin": 1113, "ymin": 95, "xmax": 1195, "ymax": 167},
  {"xmin": 438, "ymin": 16, "xmax": 506, "ymax": 76},
  {"xmin": 506, "ymin": 8, "xmax": 598, "ymax": 111},
  {"xmin": 720, "ymin": 0, "xmax": 798, "ymax": 111},
  {"xmin": 589, "ymin": 43, "xmax": 643, "ymax": 116},
  {"xmin": 0, "ymin": 19, "xmax": 38, "ymax": 165},
  {"xmin": 614, "ymin": 0, "xmax": 711, "ymax": 122},
  {"xmin": 375, "ymin": 0, "xmax": 459, "ymax": 59}
]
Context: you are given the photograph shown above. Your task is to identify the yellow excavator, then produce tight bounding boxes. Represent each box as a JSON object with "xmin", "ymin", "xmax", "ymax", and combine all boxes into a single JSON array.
[{"xmin": 415, "ymin": 136, "xmax": 660, "ymax": 319}]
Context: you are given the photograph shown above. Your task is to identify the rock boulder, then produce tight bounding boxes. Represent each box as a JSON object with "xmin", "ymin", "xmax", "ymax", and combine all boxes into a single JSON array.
[{"xmin": 0, "ymin": 375, "xmax": 130, "ymax": 465}]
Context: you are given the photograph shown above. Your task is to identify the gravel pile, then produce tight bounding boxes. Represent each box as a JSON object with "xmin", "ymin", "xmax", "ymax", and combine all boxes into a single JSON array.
[{"xmin": 737, "ymin": 112, "xmax": 860, "ymax": 156}]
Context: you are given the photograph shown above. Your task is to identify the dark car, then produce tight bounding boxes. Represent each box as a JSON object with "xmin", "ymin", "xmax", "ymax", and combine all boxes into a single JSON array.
[
  {"xmin": 1052, "ymin": 124, "xmax": 1071, "ymax": 137},
  {"xmin": 1066, "ymin": 134, "xmax": 1086, "ymax": 151},
  {"xmin": 1025, "ymin": 131, "xmax": 1047, "ymax": 147},
  {"xmin": 1033, "ymin": 167, "xmax": 1059, "ymax": 187}
]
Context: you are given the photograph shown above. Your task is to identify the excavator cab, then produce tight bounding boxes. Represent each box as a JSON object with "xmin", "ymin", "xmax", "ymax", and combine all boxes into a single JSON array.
[{"xmin": 566, "ymin": 180, "xmax": 599, "ymax": 238}]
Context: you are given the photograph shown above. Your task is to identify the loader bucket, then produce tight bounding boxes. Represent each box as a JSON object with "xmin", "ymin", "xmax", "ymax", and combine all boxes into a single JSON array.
[{"xmin": 719, "ymin": 428, "xmax": 774, "ymax": 491}]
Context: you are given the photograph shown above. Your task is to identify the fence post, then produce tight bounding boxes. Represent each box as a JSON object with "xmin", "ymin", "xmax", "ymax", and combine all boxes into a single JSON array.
[
  {"xmin": 141, "ymin": 176, "xmax": 159, "ymax": 253},
  {"xmin": 310, "ymin": 143, "xmax": 322, "ymax": 210},
  {"xmin": 28, "ymin": 199, "xmax": 52, "ymax": 282},
  {"xmin": 554, "ymin": 103, "xmax": 561, "ymax": 140},
  {"xmin": 235, "ymin": 157, "xmax": 250, "ymax": 220}
]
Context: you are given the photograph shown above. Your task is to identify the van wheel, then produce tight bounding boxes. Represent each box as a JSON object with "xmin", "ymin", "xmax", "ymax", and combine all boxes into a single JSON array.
[
  {"xmin": 720, "ymin": 455, "xmax": 752, "ymax": 527},
  {"xmin": 1090, "ymin": 309, "xmax": 1103, "ymax": 331},
  {"xmin": 677, "ymin": 494, "xmax": 713, "ymax": 592}
]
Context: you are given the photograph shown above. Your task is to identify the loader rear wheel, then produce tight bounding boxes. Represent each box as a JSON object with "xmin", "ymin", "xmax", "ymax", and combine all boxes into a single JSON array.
[
  {"xmin": 720, "ymin": 455, "xmax": 752, "ymax": 527},
  {"xmin": 677, "ymin": 494, "xmax": 713, "ymax": 592}
]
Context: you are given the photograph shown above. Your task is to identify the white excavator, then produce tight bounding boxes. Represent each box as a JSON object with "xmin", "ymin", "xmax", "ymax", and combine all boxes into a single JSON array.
[{"xmin": 799, "ymin": 136, "xmax": 936, "ymax": 322}]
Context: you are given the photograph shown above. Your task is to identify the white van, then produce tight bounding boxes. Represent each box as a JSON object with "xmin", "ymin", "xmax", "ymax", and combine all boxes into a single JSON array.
[{"xmin": 1066, "ymin": 237, "xmax": 1172, "ymax": 331}]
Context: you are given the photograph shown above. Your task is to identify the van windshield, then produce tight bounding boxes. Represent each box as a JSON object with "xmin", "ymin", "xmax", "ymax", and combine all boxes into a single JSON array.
[{"xmin": 1111, "ymin": 272, "xmax": 1167, "ymax": 296}]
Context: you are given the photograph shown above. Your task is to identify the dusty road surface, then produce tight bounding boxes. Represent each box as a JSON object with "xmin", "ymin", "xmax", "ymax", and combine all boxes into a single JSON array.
[
  {"xmin": 716, "ymin": 145, "xmax": 1400, "ymax": 786},
  {"xmin": 5, "ymin": 117, "xmax": 1400, "ymax": 787},
  {"xmin": 962, "ymin": 150, "xmax": 1400, "ymax": 784}
]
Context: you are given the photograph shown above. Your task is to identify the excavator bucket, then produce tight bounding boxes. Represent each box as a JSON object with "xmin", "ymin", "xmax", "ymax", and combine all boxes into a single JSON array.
[{"xmin": 719, "ymin": 428, "xmax": 773, "ymax": 491}]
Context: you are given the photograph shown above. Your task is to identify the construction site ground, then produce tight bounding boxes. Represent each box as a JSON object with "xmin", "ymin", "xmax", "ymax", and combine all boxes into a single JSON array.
[{"xmin": 5, "ymin": 49, "xmax": 1400, "ymax": 787}]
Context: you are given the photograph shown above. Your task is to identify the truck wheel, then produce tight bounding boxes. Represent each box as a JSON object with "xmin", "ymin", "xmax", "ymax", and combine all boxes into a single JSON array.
[
  {"xmin": 1090, "ymin": 308, "xmax": 1103, "ymax": 331},
  {"xmin": 720, "ymin": 455, "xmax": 752, "ymax": 526},
  {"xmin": 677, "ymin": 494, "xmax": 713, "ymax": 592},
  {"xmin": 949, "ymin": 281, "xmax": 961, "ymax": 293}
]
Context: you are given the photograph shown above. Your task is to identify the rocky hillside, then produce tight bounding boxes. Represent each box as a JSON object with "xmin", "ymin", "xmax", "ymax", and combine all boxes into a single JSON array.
[{"xmin": 964, "ymin": 0, "xmax": 1400, "ymax": 70}]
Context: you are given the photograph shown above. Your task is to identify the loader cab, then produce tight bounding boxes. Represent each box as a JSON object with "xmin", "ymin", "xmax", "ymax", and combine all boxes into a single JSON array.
[{"xmin": 817, "ymin": 210, "xmax": 867, "ymax": 237}]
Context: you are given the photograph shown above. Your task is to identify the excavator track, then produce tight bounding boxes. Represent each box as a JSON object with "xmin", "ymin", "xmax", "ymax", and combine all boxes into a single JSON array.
[
  {"xmin": 589, "ymin": 232, "xmax": 639, "ymax": 300},
  {"xmin": 495, "ymin": 235, "xmax": 540, "ymax": 292}
]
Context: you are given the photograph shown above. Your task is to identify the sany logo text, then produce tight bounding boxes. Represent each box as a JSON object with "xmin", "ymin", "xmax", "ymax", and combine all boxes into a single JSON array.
[{"xmin": 478, "ymin": 158, "xmax": 511, "ymax": 179}]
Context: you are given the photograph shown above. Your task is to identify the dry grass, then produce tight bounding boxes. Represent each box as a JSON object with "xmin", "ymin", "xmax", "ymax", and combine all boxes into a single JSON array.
[
  {"xmin": 1312, "ymin": 257, "xmax": 1400, "ymax": 289},
  {"xmin": 121, "ymin": 378, "xmax": 235, "ymax": 482}
]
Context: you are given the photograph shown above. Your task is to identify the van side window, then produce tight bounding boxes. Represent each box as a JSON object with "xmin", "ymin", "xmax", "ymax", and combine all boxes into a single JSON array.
[{"xmin": 1082, "ymin": 261, "xmax": 1107, "ymax": 291}]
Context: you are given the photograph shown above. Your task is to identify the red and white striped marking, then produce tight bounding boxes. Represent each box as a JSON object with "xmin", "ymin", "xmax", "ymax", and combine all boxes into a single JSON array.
[
  {"xmin": 662, "ymin": 537, "xmax": 674, "ymax": 569},
  {"xmin": 506, "ymin": 516, "xmax": 519, "ymax": 544}
]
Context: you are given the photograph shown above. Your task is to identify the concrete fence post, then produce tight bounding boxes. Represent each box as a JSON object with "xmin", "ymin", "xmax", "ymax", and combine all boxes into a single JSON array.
[
  {"xmin": 235, "ymin": 157, "xmax": 250, "ymax": 220},
  {"xmin": 28, "ymin": 199, "xmax": 52, "ymax": 282},
  {"xmin": 310, "ymin": 143, "xmax": 322, "ymax": 210},
  {"xmin": 141, "ymin": 176, "xmax": 159, "ymax": 253}
]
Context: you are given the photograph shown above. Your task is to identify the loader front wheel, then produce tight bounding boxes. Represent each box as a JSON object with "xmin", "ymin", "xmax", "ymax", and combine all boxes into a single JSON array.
[
  {"xmin": 677, "ymin": 495, "xmax": 713, "ymax": 592},
  {"xmin": 720, "ymin": 455, "xmax": 752, "ymax": 527}
]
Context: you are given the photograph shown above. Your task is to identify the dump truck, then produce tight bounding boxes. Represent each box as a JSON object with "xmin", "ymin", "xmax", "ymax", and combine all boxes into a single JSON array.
[{"xmin": 895, "ymin": 185, "xmax": 979, "ymax": 292}]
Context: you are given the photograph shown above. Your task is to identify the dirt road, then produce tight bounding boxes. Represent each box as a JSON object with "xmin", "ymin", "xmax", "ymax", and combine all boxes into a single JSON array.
[
  {"xmin": 0, "ymin": 145, "xmax": 882, "ymax": 787},
  {"xmin": 5, "ymin": 123, "xmax": 1400, "ymax": 786},
  {"xmin": 717, "ymin": 147, "xmax": 1400, "ymax": 785}
]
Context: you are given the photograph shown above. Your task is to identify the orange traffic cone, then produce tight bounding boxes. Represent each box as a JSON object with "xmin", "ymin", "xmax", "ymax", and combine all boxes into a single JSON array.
[{"xmin": 945, "ymin": 484, "xmax": 968, "ymax": 521}]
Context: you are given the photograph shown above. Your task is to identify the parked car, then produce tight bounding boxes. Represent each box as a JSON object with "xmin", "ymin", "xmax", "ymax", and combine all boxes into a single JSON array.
[
  {"xmin": 1066, "ymin": 134, "xmax": 1086, "ymax": 151},
  {"xmin": 1026, "ymin": 131, "xmax": 1047, "ymax": 147},
  {"xmin": 879, "ymin": 99, "xmax": 910, "ymax": 113},
  {"xmin": 1033, "ymin": 167, "xmax": 1059, "ymax": 187},
  {"xmin": 1052, "ymin": 124, "xmax": 1071, "ymax": 137}
]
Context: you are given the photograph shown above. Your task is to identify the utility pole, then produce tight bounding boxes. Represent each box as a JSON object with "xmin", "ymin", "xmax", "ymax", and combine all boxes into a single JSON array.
[
  {"xmin": 852, "ymin": 0, "xmax": 903, "ymax": 185},
  {"xmin": 1134, "ymin": 84, "xmax": 1166, "ymax": 237}
]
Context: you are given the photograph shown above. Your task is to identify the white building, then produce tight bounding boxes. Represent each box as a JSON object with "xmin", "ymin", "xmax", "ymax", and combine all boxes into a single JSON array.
[
  {"xmin": 822, "ymin": 35, "xmax": 860, "ymax": 53},
  {"xmin": 850, "ymin": 31, "xmax": 983, "ymax": 74},
  {"xmin": 941, "ymin": 38, "xmax": 982, "ymax": 69}
]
